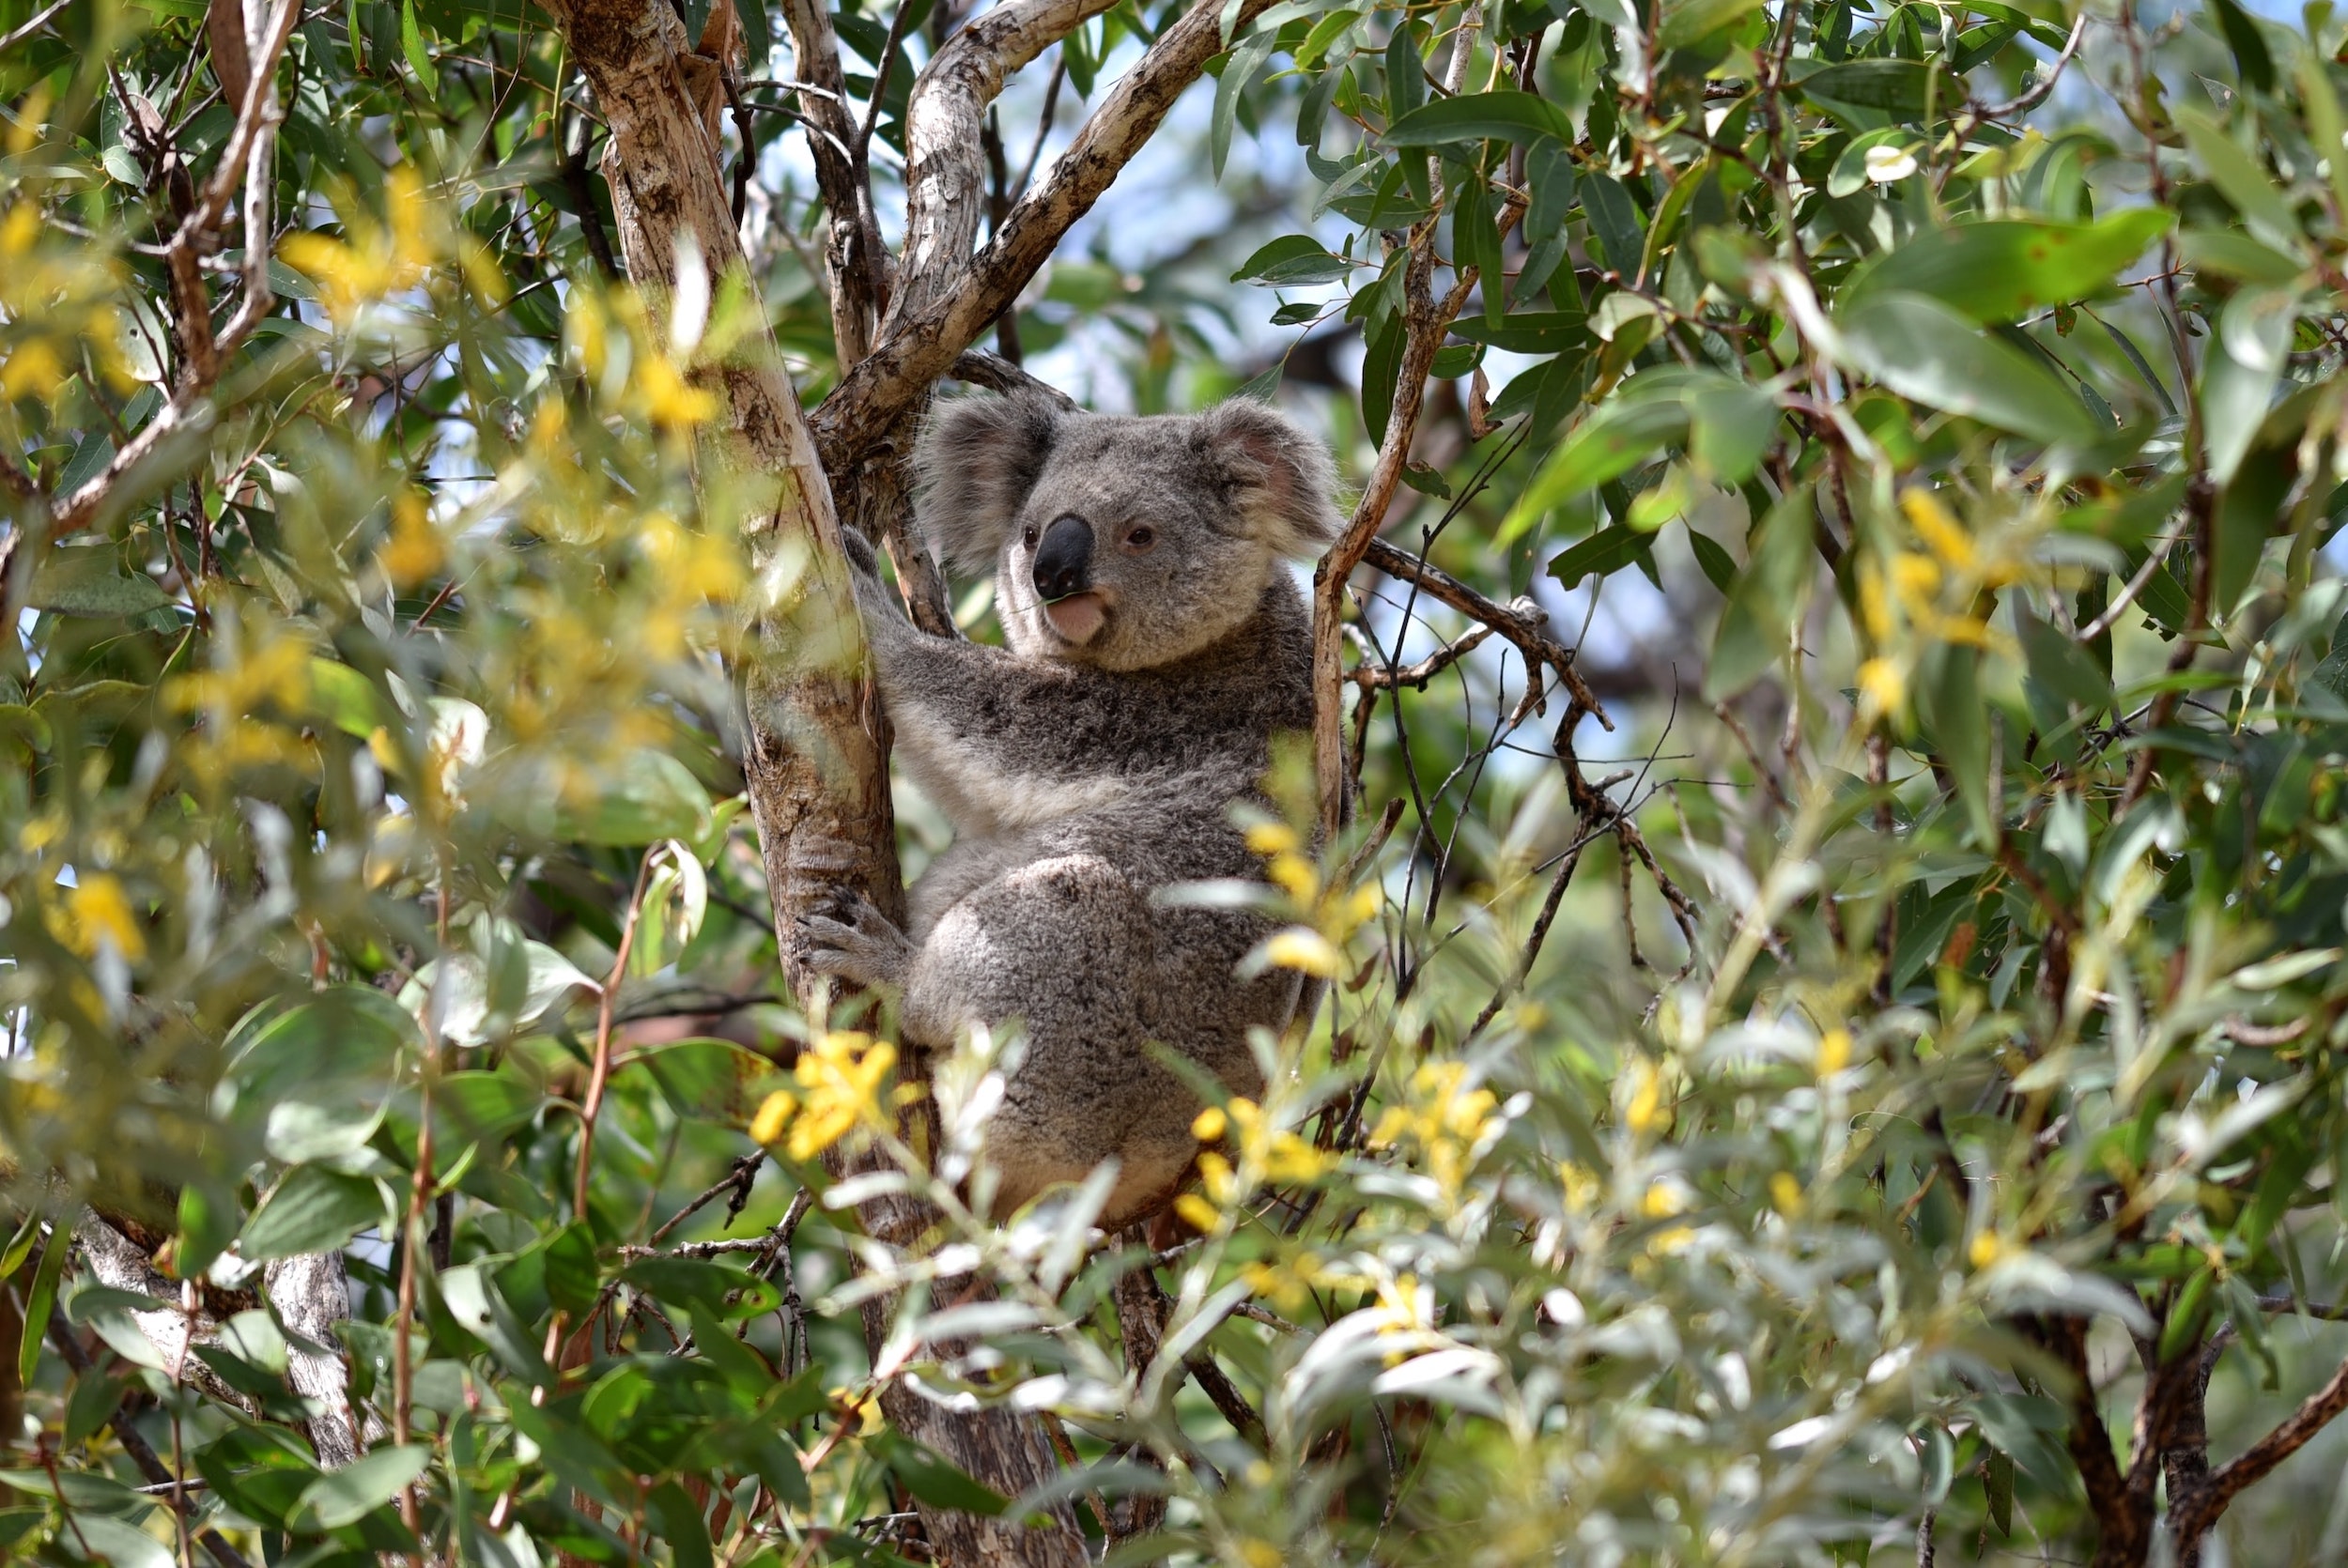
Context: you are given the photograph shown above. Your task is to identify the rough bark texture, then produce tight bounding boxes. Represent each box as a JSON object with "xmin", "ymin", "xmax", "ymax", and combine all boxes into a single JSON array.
[
  {"xmin": 777, "ymin": 0, "xmax": 889, "ymax": 361},
  {"xmin": 76, "ymin": 1215, "xmax": 363, "ymax": 1467},
  {"xmin": 550, "ymin": 0, "xmax": 904, "ymax": 987},
  {"xmin": 888, "ymin": 0, "xmax": 1120, "ymax": 330},
  {"xmin": 809, "ymin": 0, "xmax": 1277, "ymax": 471},
  {"xmin": 544, "ymin": 4, "xmax": 1095, "ymax": 1560},
  {"xmin": 546, "ymin": 0, "xmax": 1290, "ymax": 1556}
]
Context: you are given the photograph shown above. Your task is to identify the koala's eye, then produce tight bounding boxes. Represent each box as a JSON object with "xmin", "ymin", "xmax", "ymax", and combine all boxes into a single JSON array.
[
  {"xmin": 1021, "ymin": 525, "xmax": 1040, "ymax": 549},
  {"xmin": 1123, "ymin": 524, "xmax": 1157, "ymax": 552}
]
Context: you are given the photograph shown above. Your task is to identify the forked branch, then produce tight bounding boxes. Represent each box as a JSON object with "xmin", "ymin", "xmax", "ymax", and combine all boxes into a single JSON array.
[
  {"xmin": 49, "ymin": 0, "xmax": 298, "ymax": 541},
  {"xmin": 811, "ymin": 0, "xmax": 1279, "ymax": 467},
  {"xmin": 2170, "ymin": 1349, "xmax": 2348, "ymax": 1553},
  {"xmin": 889, "ymin": 0, "xmax": 1122, "ymax": 328}
]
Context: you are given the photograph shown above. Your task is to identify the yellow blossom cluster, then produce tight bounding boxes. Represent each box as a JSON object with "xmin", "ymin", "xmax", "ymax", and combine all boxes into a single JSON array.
[
  {"xmin": 50, "ymin": 874, "xmax": 146, "ymax": 963},
  {"xmin": 278, "ymin": 166, "xmax": 504, "ymax": 324},
  {"xmin": 1855, "ymin": 488, "xmax": 2025, "ymax": 720},
  {"xmin": 1238, "ymin": 1251, "xmax": 1333, "ymax": 1315},
  {"xmin": 1369, "ymin": 1060, "xmax": 1505, "ymax": 1195},
  {"xmin": 632, "ymin": 511, "xmax": 747, "ymax": 661},
  {"xmin": 0, "ymin": 195, "xmax": 144, "ymax": 407},
  {"xmin": 377, "ymin": 492, "xmax": 444, "ymax": 589},
  {"xmin": 1244, "ymin": 821, "xmax": 1380, "ymax": 979},
  {"xmin": 1176, "ymin": 1096, "xmax": 1336, "ymax": 1232},
  {"xmin": 164, "ymin": 620, "xmax": 324, "ymax": 787},
  {"xmin": 564, "ymin": 287, "xmax": 718, "ymax": 433},
  {"xmin": 1620, "ymin": 1055, "xmax": 1672, "ymax": 1137},
  {"xmin": 750, "ymin": 1031, "xmax": 899, "ymax": 1162}
]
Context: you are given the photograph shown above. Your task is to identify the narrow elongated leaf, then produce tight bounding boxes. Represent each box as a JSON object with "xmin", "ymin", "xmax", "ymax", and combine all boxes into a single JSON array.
[
  {"xmin": 1363, "ymin": 310, "xmax": 1404, "ymax": 445},
  {"xmin": 870, "ymin": 1433, "xmax": 1012, "ymax": 1517},
  {"xmin": 1688, "ymin": 380, "xmax": 1779, "ymax": 484},
  {"xmin": 2176, "ymin": 106, "xmax": 2300, "ymax": 253},
  {"xmin": 2202, "ymin": 285, "xmax": 2296, "ymax": 484},
  {"xmin": 1846, "ymin": 211, "xmax": 2172, "ymax": 322},
  {"xmin": 1546, "ymin": 526, "xmax": 1655, "ymax": 588},
  {"xmin": 1384, "ymin": 90, "xmax": 1577, "ymax": 146},
  {"xmin": 1233, "ymin": 234, "xmax": 1349, "ymax": 286},
  {"xmin": 1798, "ymin": 59, "xmax": 1967, "ymax": 116},
  {"xmin": 1526, "ymin": 138, "xmax": 1578, "ymax": 237},
  {"xmin": 400, "ymin": 0, "xmax": 437, "ymax": 93},
  {"xmin": 542, "ymin": 747, "xmax": 711, "ymax": 846},
  {"xmin": 1582, "ymin": 172, "xmax": 1645, "ymax": 280},
  {"xmin": 2016, "ymin": 599, "xmax": 2111, "ymax": 717},
  {"xmin": 1448, "ymin": 311, "xmax": 1586, "ymax": 353},
  {"xmin": 1212, "ymin": 32, "xmax": 1277, "ymax": 179},
  {"xmin": 18, "ymin": 1227, "xmax": 67, "ymax": 1388},
  {"xmin": 295, "ymin": 1444, "xmax": 429, "ymax": 1530},
  {"xmin": 1508, "ymin": 398, "xmax": 1689, "ymax": 530},
  {"xmin": 1707, "ymin": 494, "xmax": 1815, "ymax": 700},
  {"xmin": 2176, "ymin": 228, "xmax": 2305, "ymax": 284},
  {"xmin": 1840, "ymin": 291, "xmax": 2101, "ymax": 442},
  {"xmin": 28, "ymin": 547, "xmax": 175, "ymax": 617},
  {"xmin": 2207, "ymin": 0, "xmax": 2275, "ymax": 93},
  {"xmin": 1658, "ymin": 0, "xmax": 1763, "ymax": 47}
]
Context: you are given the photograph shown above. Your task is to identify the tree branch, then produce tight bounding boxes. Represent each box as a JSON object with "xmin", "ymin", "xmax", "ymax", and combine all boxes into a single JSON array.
[
  {"xmin": 546, "ymin": 7, "xmax": 1090, "ymax": 1560},
  {"xmin": 778, "ymin": 0, "xmax": 890, "ymax": 361},
  {"xmin": 2170, "ymin": 1348, "xmax": 2348, "ymax": 1552},
  {"xmin": 47, "ymin": 1306, "xmax": 256, "ymax": 1568},
  {"xmin": 888, "ymin": 0, "xmax": 1119, "ymax": 331},
  {"xmin": 48, "ymin": 0, "xmax": 298, "ymax": 542},
  {"xmin": 812, "ymin": 0, "xmax": 1278, "ymax": 468}
]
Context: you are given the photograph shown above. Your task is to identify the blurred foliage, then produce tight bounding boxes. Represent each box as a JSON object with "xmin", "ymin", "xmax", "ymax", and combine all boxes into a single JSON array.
[{"xmin": 8, "ymin": 0, "xmax": 2348, "ymax": 1563}]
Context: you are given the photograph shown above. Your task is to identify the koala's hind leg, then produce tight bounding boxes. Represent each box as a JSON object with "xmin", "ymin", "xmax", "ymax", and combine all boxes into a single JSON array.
[{"xmin": 904, "ymin": 853, "xmax": 1200, "ymax": 1226}]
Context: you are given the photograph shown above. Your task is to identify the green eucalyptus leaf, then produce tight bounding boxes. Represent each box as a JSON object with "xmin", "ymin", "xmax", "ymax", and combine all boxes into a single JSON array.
[
  {"xmin": 2201, "ymin": 285, "xmax": 2297, "ymax": 485},
  {"xmin": 2176, "ymin": 105, "xmax": 2301, "ymax": 254},
  {"xmin": 239, "ymin": 1166, "xmax": 384, "ymax": 1262},
  {"xmin": 294, "ymin": 1444, "xmax": 430, "ymax": 1530},
  {"xmin": 1839, "ymin": 291, "xmax": 2101, "ymax": 442},
  {"xmin": 27, "ymin": 546, "xmax": 174, "ymax": 618},
  {"xmin": 1844, "ymin": 211, "xmax": 2173, "ymax": 323},
  {"xmin": 1797, "ymin": 59, "xmax": 1967, "ymax": 116},
  {"xmin": 1383, "ymin": 89, "xmax": 1577, "ymax": 146}
]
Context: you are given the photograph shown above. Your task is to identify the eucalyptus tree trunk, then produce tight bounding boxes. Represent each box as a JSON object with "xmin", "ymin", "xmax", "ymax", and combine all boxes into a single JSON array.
[{"xmin": 535, "ymin": 0, "xmax": 1274, "ymax": 1557}]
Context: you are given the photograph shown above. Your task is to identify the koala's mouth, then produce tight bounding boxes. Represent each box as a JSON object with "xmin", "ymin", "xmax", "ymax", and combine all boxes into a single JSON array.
[{"xmin": 1042, "ymin": 591, "xmax": 1107, "ymax": 644}]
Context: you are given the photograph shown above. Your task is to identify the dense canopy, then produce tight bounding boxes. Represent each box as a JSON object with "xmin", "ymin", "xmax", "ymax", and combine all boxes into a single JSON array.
[{"xmin": 8, "ymin": 0, "xmax": 2348, "ymax": 1562}]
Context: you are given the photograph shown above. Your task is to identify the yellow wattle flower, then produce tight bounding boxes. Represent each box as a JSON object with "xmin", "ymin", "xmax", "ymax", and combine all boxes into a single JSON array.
[
  {"xmin": 1901, "ymin": 488, "xmax": 1976, "ymax": 569},
  {"xmin": 64, "ymin": 874, "xmax": 146, "ymax": 962},
  {"xmin": 1263, "ymin": 928, "xmax": 1339, "ymax": 978},
  {"xmin": 1816, "ymin": 1028, "xmax": 1852, "ymax": 1076}
]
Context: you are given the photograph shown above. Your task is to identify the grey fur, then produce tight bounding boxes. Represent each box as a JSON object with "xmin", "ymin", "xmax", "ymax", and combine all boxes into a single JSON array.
[{"xmin": 806, "ymin": 393, "xmax": 1339, "ymax": 1227}]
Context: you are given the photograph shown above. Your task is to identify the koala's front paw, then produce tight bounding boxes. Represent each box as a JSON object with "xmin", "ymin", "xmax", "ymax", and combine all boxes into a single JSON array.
[{"xmin": 799, "ymin": 889, "xmax": 916, "ymax": 990}]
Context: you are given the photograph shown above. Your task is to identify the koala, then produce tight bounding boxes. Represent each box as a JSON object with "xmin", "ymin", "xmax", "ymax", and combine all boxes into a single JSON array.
[{"xmin": 801, "ymin": 392, "xmax": 1343, "ymax": 1228}]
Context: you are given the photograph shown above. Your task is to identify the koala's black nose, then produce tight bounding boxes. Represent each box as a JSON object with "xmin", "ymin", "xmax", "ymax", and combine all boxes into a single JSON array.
[{"xmin": 1031, "ymin": 514, "xmax": 1093, "ymax": 601}]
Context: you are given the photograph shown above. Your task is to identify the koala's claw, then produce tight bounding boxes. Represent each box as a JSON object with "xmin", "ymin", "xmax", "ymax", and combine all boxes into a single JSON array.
[{"xmin": 799, "ymin": 893, "xmax": 915, "ymax": 989}]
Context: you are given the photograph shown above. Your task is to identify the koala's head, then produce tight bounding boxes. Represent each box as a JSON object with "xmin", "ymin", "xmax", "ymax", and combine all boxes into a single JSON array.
[{"xmin": 913, "ymin": 392, "xmax": 1342, "ymax": 670}]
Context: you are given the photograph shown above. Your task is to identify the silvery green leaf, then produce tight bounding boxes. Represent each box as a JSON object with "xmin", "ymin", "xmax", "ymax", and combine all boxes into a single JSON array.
[{"xmin": 2228, "ymin": 949, "xmax": 2339, "ymax": 991}]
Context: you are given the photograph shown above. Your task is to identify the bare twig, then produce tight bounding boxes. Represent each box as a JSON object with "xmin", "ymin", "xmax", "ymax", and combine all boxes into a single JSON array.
[
  {"xmin": 1976, "ymin": 12, "xmax": 2089, "ymax": 120},
  {"xmin": 0, "ymin": 0, "xmax": 72, "ymax": 54},
  {"xmin": 576, "ymin": 853, "xmax": 656, "ymax": 1219}
]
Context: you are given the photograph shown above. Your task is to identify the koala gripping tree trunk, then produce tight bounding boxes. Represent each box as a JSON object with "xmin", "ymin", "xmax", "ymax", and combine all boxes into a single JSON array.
[{"xmin": 539, "ymin": 0, "xmax": 1270, "ymax": 1560}]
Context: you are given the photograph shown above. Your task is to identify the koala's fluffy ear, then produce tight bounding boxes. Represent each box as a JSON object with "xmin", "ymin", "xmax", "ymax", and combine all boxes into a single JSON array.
[
  {"xmin": 914, "ymin": 392, "xmax": 1066, "ymax": 573},
  {"xmin": 1197, "ymin": 399, "xmax": 1344, "ymax": 558}
]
